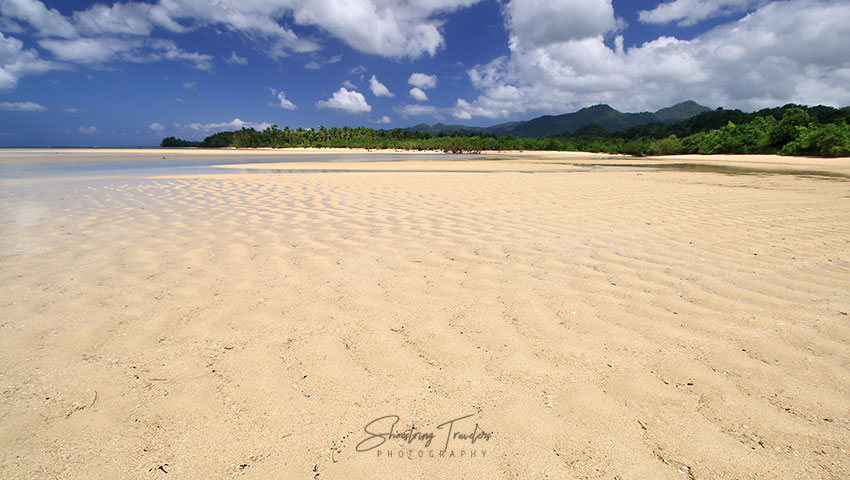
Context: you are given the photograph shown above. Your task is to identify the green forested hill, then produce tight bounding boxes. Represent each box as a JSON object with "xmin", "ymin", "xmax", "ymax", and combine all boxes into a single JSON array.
[
  {"xmin": 506, "ymin": 104, "xmax": 657, "ymax": 138},
  {"xmin": 654, "ymin": 100, "xmax": 713, "ymax": 123},
  {"xmin": 162, "ymin": 103, "xmax": 850, "ymax": 157}
]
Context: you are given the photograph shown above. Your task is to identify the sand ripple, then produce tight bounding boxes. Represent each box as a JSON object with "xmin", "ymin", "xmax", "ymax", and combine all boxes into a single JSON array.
[{"xmin": 1, "ymin": 159, "xmax": 849, "ymax": 479}]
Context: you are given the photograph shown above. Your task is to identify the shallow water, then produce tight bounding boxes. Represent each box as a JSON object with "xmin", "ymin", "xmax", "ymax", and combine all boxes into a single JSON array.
[
  {"xmin": 0, "ymin": 150, "xmax": 483, "ymax": 180},
  {"xmin": 218, "ymin": 167, "xmax": 594, "ymax": 175},
  {"xmin": 574, "ymin": 162, "xmax": 850, "ymax": 180}
]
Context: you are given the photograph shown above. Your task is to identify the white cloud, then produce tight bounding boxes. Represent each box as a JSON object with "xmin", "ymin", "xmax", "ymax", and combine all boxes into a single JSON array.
[
  {"xmin": 37, "ymin": 37, "xmax": 213, "ymax": 70},
  {"xmin": 506, "ymin": 0, "xmax": 620, "ymax": 48},
  {"xmin": 409, "ymin": 87, "xmax": 429, "ymax": 102},
  {"xmin": 342, "ymin": 80, "xmax": 357, "ymax": 89},
  {"xmin": 183, "ymin": 81, "xmax": 196, "ymax": 90},
  {"xmin": 1, "ymin": 0, "xmax": 484, "ymax": 93},
  {"xmin": 304, "ymin": 53, "xmax": 343, "ymax": 70},
  {"xmin": 0, "ymin": 16, "xmax": 25, "ymax": 34},
  {"xmin": 452, "ymin": 105, "xmax": 472, "ymax": 120},
  {"xmin": 1, "ymin": 32, "xmax": 65, "ymax": 89},
  {"xmin": 452, "ymin": 97, "xmax": 513, "ymax": 119},
  {"xmin": 272, "ymin": 90, "xmax": 297, "ymax": 110},
  {"xmin": 290, "ymin": 0, "xmax": 479, "ymax": 58},
  {"xmin": 118, "ymin": 0, "xmax": 479, "ymax": 59},
  {"xmin": 369, "ymin": 74, "xmax": 394, "ymax": 97},
  {"xmin": 455, "ymin": 0, "xmax": 850, "ymax": 119},
  {"xmin": 398, "ymin": 104, "xmax": 439, "ymax": 117},
  {"xmin": 316, "ymin": 87, "xmax": 371, "ymax": 114},
  {"xmin": 148, "ymin": 0, "xmax": 317, "ymax": 55},
  {"xmin": 184, "ymin": 118, "xmax": 273, "ymax": 134},
  {"xmin": 79, "ymin": 125, "xmax": 98, "ymax": 134},
  {"xmin": 72, "ymin": 2, "xmax": 158, "ymax": 36},
  {"xmin": 0, "ymin": 100, "xmax": 45, "ymax": 111},
  {"xmin": 137, "ymin": 39, "xmax": 215, "ymax": 71},
  {"xmin": 61, "ymin": 107, "xmax": 80, "ymax": 113},
  {"xmin": 227, "ymin": 51, "xmax": 247, "ymax": 65},
  {"xmin": 639, "ymin": 0, "xmax": 765, "ymax": 27},
  {"xmin": 0, "ymin": 0, "xmax": 76, "ymax": 38},
  {"xmin": 38, "ymin": 37, "xmax": 134, "ymax": 64},
  {"xmin": 150, "ymin": 118, "xmax": 275, "ymax": 140},
  {"xmin": 408, "ymin": 72, "xmax": 437, "ymax": 89},
  {"xmin": 374, "ymin": 115, "xmax": 392, "ymax": 124}
]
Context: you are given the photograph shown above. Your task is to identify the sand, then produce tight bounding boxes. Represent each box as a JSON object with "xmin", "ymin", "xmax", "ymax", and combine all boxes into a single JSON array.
[{"xmin": 1, "ymin": 149, "xmax": 849, "ymax": 479}]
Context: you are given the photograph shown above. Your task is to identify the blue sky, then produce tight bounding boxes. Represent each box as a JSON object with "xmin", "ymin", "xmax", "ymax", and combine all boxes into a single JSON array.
[{"xmin": 1, "ymin": 0, "xmax": 849, "ymax": 146}]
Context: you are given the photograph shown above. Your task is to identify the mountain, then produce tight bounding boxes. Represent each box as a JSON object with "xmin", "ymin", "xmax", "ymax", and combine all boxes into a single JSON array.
[
  {"xmin": 506, "ymin": 104, "xmax": 659, "ymax": 138},
  {"xmin": 403, "ymin": 100, "xmax": 712, "ymax": 139},
  {"xmin": 402, "ymin": 121, "xmax": 522, "ymax": 137},
  {"xmin": 654, "ymin": 100, "xmax": 712, "ymax": 123}
]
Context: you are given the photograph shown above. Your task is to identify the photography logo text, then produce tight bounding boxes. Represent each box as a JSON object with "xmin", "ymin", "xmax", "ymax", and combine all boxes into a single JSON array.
[{"xmin": 356, "ymin": 414, "xmax": 492, "ymax": 459}]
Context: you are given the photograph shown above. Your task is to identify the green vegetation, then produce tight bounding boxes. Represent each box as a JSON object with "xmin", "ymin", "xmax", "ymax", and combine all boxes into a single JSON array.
[
  {"xmin": 162, "ymin": 104, "xmax": 850, "ymax": 157},
  {"xmin": 160, "ymin": 136, "xmax": 202, "ymax": 147}
]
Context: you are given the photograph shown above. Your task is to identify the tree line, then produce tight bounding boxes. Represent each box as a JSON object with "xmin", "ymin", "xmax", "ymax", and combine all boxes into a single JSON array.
[{"xmin": 162, "ymin": 104, "xmax": 850, "ymax": 157}]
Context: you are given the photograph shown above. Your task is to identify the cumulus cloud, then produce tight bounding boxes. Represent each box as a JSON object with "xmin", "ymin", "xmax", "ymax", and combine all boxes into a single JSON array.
[
  {"xmin": 369, "ymin": 74, "xmax": 394, "ymax": 97},
  {"xmin": 38, "ymin": 37, "xmax": 213, "ymax": 70},
  {"xmin": 316, "ymin": 87, "xmax": 371, "ymax": 114},
  {"xmin": 409, "ymin": 87, "xmax": 429, "ymax": 102},
  {"xmin": 506, "ymin": 0, "xmax": 620, "ymax": 48},
  {"xmin": 304, "ymin": 53, "xmax": 343, "ymax": 70},
  {"xmin": 0, "ymin": 100, "xmax": 45, "ymax": 111},
  {"xmin": 408, "ymin": 72, "xmax": 437, "ymax": 89},
  {"xmin": 78, "ymin": 125, "xmax": 98, "ymax": 134},
  {"xmin": 184, "ymin": 118, "xmax": 273, "ymax": 134},
  {"xmin": 183, "ymin": 81, "xmax": 196, "ymax": 90},
  {"xmin": 374, "ymin": 115, "xmax": 392, "ymax": 124},
  {"xmin": 49, "ymin": 0, "xmax": 479, "ymax": 59},
  {"xmin": 141, "ymin": 0, "xmax": 317, "ymax": 55},
  {"xmin": 398, "ymin": 104, "xmax": 439, "ymax": 117},
  {"xmin": 148, "ymin": 39, "xmax": 214, "ymax": 70},
  {"xmin": 0, "ymin": 0, "xmax": 211, "ymax": 75},
  {"xmin": 454, "ymin": 0, "xmax": 850, "ymax": 119},
  {"xmin": 639, "ymin": 0, "xmax": 766, "ymax": 27},
  {"xmin": 0, "ymin": 16, "xmax": 25, "ymax": 34},
  {"xmin": 290, "ymin": 0, "xmax": 480, "ymax": 58},
  {"xmin": 227, "ymin": 51, "xmax": 247, "ymax": 65},
  {"xmin": 272, "ymin": 90, "xmax": 297, "ymax": 110},
  {"xmin": 38, "ymin": 37, "xmax": 134, "ymax": 64},
  {"xmin": 72, "ymin": 2, "xmax": 161, "ymax": 36},
  {"xmin": 144, "ymin": 118, "xmax": 274, "ymax": 139},
  {"xmin": 1, "ymin": 32, "xmax": 65, "ymax": 89},
  {"xmin": 148, "ymin": 118, "xmax": 273, "ymax": 139},
  {"xmin": 0, "ymin": 0, "xmax": 76, "ymax": 38},
  {"xmin": 1, "ymin": 0, "xmax": 484, "ymax": 92}
]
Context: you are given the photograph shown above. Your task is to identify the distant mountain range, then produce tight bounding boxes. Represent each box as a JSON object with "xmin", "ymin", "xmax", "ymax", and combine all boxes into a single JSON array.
[{"xmin": 403, "ymin": 100, "xmax": 712, "ymax": 138}]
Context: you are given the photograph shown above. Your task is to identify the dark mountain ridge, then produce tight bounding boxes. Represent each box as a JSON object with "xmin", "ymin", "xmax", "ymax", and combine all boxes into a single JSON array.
[{"xmin": 403, "ymin": 100, "xmax": 712, "ymax": 139}]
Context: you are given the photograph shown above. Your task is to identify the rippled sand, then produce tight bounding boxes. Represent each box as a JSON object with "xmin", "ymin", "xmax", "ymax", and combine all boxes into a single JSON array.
[{"xmin": 1, "ymin": 150, "xmax": 849, "ymax": 479}]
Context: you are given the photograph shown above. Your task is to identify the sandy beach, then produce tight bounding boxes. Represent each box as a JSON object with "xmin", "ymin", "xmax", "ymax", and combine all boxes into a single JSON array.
[{"xmin": 1, "ymin": 149, "xmax": 849, "ymax": 479}]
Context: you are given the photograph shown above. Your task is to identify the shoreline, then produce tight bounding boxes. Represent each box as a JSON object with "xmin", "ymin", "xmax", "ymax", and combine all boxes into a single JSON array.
[
  {"xmin": 3, "ymin": 145, "xmax": 849, "ymax": 160},
  {"xmin": 2, "ymin": 147, "xmax": 849, "ymax": 176}
]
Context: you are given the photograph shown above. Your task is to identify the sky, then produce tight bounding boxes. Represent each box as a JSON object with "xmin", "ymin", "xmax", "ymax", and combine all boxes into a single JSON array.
[{"xmin": 1, "ymin": 0, "xmax": 849, "ymax": 146}]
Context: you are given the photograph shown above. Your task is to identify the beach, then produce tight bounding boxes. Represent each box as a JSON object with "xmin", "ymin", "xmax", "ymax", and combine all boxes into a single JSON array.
[{"xmin": 1, "ymin": 149, "xmax": 849, "ymax": 479}]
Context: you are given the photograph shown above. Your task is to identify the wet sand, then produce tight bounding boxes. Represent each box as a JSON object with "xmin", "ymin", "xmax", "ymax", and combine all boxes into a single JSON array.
[{"xmin": 1, "ymin": 150, "xmax": 849, "ymax": 479}]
